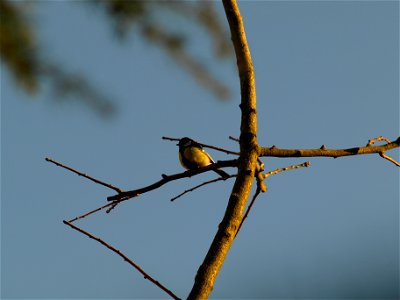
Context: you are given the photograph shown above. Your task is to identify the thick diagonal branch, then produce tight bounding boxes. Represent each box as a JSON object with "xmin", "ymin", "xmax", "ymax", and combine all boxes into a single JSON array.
[{"xmin": 187, "ymin": 1, "xmax": 259, "ymax": 298}]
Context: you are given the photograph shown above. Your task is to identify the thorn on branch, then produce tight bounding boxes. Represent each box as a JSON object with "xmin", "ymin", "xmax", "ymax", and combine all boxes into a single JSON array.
[{"xmin": 228, "ymin": 135, "xmax": 239, "ymax": 142}]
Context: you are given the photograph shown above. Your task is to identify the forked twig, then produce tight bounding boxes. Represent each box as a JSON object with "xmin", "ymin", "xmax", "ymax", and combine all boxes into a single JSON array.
[
  {"xmin": 45, "ymin": 157, "xmax": 123, "ymax": 193},
  {"xmin": 236, "ymin": 161, "xmax": 311, "ymax": 237},
  {"xmin": 171, "ymin": 174, "xmax": 236, "ymax": 202},
  {"xmin": 367, "ymin": 136, "xmax": 392, "ymax": 146},
  {"xmin": 63, "ymin": 220, "xmax": 181, "ymax": 300}
]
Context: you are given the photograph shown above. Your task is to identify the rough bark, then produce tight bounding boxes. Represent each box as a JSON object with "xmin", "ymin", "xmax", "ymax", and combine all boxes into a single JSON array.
[{"xmin": 187, "ymin": 1, "xmax": 259, "ymax": 298}]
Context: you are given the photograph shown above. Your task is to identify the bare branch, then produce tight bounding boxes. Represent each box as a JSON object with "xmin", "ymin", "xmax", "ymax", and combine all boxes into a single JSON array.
[
  {"xmin": 68, "ymin": 202, "xmax": 115, "ymax": 223},
  {"xmin": 379, "ymin": 152, "xmax": 400, "ymax": 167},
  {"xmin": 170, "ymin": 174, "xmax": 236, "ymax": 202},
  {"xmin": 236, "ymin": 161, "xmax": 311, "ymax": 237},
  {"xmin": 264, "ymin": 161, "xmax": 311, "ymax": 178},
  {"xmin": 367, "ymin": 136, "xmax": 392, "ymax": 146},
  {"xmin": 228, "ymin": 135, "xmax": 239, "ymax": 142},
  {"xmin": 63, "ymin": 220, "xmax": 181, "ymax": 300},
  {"xmin": 235, "ymin": 187, "xmax": 261, "ymax": 237},
  {"xmin": 107, "ymin": 159, "xmax": 238, "ymax": 202},
  {"xmin": 259, "ymin": 137, "xmax": 400, "ymax": 160},
  {"xmin": 45, "ymin": 157, "xmax": 123, "ymax": 193}
]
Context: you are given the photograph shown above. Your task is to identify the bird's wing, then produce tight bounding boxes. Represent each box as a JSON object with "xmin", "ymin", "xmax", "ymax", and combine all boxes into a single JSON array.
[{"xmin": 183, "ymin": 147, "xmax": 213, "ymax": 167}]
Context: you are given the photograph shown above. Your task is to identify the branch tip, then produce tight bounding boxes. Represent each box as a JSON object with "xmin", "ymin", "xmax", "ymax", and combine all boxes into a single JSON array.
[{"xmin": 379, "ymin": 152, "xmax": 400, "ymax": 167}]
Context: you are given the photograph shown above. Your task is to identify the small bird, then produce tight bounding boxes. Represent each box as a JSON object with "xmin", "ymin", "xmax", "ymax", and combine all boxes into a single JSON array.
[{"xmin": 177, "ymin": 137, "xmax": 229, "ymax": 179}]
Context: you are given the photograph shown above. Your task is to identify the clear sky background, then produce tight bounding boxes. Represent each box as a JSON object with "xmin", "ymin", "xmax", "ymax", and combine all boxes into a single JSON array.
[{"xmin": 2, "ymin": 1, "xmax": 399, "ymax": 299}]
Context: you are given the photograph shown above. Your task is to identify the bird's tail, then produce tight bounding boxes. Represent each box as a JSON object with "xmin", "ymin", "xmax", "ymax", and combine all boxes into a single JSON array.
[{"xmin": 213, "ymin": 169, "xmax": 230, "ymax": 179}]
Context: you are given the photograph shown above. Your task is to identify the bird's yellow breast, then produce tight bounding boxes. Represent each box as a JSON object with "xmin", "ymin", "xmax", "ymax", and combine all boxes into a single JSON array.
[{"xmin": 183, "ymin": 147, "xmax": 213, "ymax": 168}]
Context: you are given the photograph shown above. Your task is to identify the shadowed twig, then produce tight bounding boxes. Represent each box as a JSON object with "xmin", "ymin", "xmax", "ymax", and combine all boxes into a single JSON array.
[
  {"xmin": 68, "ymin": 202, "xmax": 115, "ymax": 223},
  {"xmin": 162, "ymin": 136, "xmax": 239, "ymax": 156},
  {"xmin": 45, "ymin": 157, "xmax": 123, "ymax": 193},
  {"xmin": 171, "ymin": 174, "xmax": 236, "ymax": 202},
  {"xmin": 63, "ymin": 220, "xmax": 181, "ymax": 300}
]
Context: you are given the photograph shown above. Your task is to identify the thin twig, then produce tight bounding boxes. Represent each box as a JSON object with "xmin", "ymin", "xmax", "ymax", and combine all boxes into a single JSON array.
[
  {"xmin": 236, "ymin": 161, "xmax": 311, "ymax": 237},
  {"xmin": 45, "ymin": 157, "xmax": 123, "ymax": 193},
  {"xmin": 228, "ymin": 136, "xmax": 239, "ymax": 142},
  {"xmin": 264, "ymin": 161, "xmax": 311, "ymax": 178},
  {"xmin": 162, "ymin": 136, "xmax": 239, "ymax": 155},
  {"xmin": 171, "ymin": 174, "xmax": 236, "ymax": 202},
  {"xmin": 63, "ymin": 220, "xmax": 181, "ymax": 300},
  {"xmin": 379, "ymin": 152, "xmax": 400, "ymax": 167},
  {"xmin": 367, "ymin": 136, "xmax": 391, "ymax": 146},
  {"xmin": 161, "ymin": 136, "xmax": 180, "ymax": 142},
  {"xmin": 235, "ymin": 187, "xmax": 261, "ymax": 237},
  {"xmin": 68, "ymin": 202, "xmax": 115, "ymax": 223}
]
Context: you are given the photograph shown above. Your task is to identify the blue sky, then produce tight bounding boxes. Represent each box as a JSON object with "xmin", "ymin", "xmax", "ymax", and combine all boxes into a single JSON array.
[{"xmin": 2, "ymin": 1, "xmax": 399, "ymax": 299}]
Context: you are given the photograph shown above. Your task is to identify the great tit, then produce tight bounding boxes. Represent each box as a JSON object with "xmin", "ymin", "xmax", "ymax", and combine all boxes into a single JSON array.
[{"xmin": 177, "ymin": 137, "xmax": 229, "ymax": 179}]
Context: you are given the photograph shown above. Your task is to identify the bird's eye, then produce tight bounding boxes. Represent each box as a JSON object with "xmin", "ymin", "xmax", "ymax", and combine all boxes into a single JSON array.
[{"xmin": 183, "ymin": 141, "xmax": 191, "ymax": 147}]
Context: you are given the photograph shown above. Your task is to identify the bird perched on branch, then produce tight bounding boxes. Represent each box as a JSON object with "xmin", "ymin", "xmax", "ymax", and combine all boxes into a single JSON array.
[{"xmin": 177, "ymin": 137, "xmax": 229, "ymax": 179}]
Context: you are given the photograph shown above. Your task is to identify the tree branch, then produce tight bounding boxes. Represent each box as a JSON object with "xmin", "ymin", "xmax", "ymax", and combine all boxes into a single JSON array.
[
  {"xmin": 170, "ymin": 174, "xmax": 236, "ymax": 202},
  {"xmin": 187, "ymin": 1, "xmax": 259, "ymax": 298},
  {"xmin": 162, "ymin": 136, "xmax": 240, "ymax": 156},
  {"xmin": 108, "ymin": 159, "xmax": 237, "ymax": 202},
  {"xmin": 259, "ymin": 137, "xmax": 400, "ymax": 165},
  {"xmin": 45, "ymin": 157, "xmax": 123, "ymax": 193},
  {"xmin": 236, "ymin": 161, "xmax": 311, "ymax": 237}
]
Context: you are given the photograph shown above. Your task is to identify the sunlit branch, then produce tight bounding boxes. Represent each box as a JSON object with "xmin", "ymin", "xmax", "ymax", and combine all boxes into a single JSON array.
[
  {"xmin": 366, "ymin": 136, "xmax": 392, "ymax": 146},
  {"xmin": 236, "ymin": 161, "xmax": 311, "ymax": 237},
  {"xmin": 263, "ymin": 161, "xmax": 311, "ymax": 178},
  {"xmin": 259, "ymin": 137, "xmax": 400, "ymax": 160},
  {"xmin": 379, "ymin": 152, "xmax": 400, "ymax": 167}
]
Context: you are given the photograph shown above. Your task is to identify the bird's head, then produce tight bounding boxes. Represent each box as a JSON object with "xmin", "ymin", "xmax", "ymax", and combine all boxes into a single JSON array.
[{"xmin": 177, "ymin": 137, "xmax": 193, "ymax": 148}]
